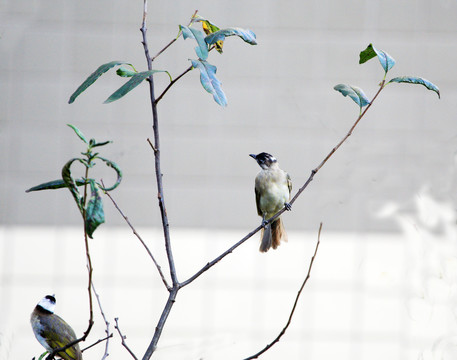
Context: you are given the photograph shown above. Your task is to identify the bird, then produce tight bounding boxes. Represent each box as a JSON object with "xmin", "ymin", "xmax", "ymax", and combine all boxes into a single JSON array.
[
  {"xmin": 30, "ymin": 295, "xmax": 83, "ymax": 360},
  {"xmin": 250, "ymin": 152, "xmax": 292, "ymax": 252}
]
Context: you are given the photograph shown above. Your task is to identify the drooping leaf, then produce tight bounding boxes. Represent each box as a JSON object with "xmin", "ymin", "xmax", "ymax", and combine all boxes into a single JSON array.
[
  {"xmin": 95, "ymin": 156, "xmax": 123, "ymax": 191},
  {"xmin": 26, "ymin": 178, "xmax": 87, "ymax": 193},
  {"xmin": 62, "ymin": 158, "xmax": 85, "ymax": 213},
  {"xmin": 201, "ymin": 20, "xmax": 223, "ymax": 53},
  {"xmin": 190, "ymin": 59, "xmax": 227, "ymax": 106},
  {"xmin": 388, "ymin": 76, "xmax": 440, "ymax": 98},
  {"xmin": 116, "ymin": 66, "xmax": 137, "ymax": 78},
  {"xmin": 68, "ymin": 61, "xmax": 131, "ymax": 104},
  {"xmin": 85, "ymin": 179, "xmax": 105, "ymax": 238},
  {"xmin": 91, "ymin": 140, "xmax": 112, "ymax": 148},
  {"xmin": 104, "ymin": 70, "xmax": 170, "ymax": 104},
  {"xmin": 179, "ymin": 25, "xmax": 209, "ymax": 60},
  {"xmin": 359, "ymin": 44, "xmax": 395, "ymax": 73},
  {"xmin": 67, "ymin": 124, "xmax": 88, "ymax": 144},
  {"xmin": 334, "ymin": 84, "xmax": 371, "ymax": 108},
  {"xmin": 205, "ymin": 27, "xmax": 257, "ymax": 46}
]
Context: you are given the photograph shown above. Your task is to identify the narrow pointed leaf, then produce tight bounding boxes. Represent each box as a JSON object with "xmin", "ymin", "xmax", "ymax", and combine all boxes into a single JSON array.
[
  {"xmin": 359, "ymin": 43, "xmax": 395, "ymax": 73},
  {"xmin": 85, "ymin": 179, "xmax": 105, "ymax": 238},
  {"xmin": 388, "ymin": 76, "xmax": 440, "ymax": 98},
  {"xmin": 96, "ymin": 156, "xmax": 123, "ymax": 191},
  {"xmin": 334, "ymin": 84, "xmax": 370, "ymax": 107},
  {"xmin": 69, "ymin": 61, "xmax": 131, "ymax": 104},
  {"xmin": 26, "ymin": 178, "xmax": 87, "ymax": 193},
  {"xmin": 62, "ymin": 158, "xmax": 85, "ymax": 213},
  {"xmin": 205, "ymin": 27, "xmax": 257, "ymax": 46},
  {"xmin": 179, "ymin": 25, "xmax": 208, "ymax": 60},
  {"xmin": 67, "ymin": 124, "xmax": 88, "ymax": 144},
  {"xmin": 104, "ymin": 70, "xmax": 170, "ymax": 104},
  {"xmin": 190, "ymin": 59, "xmax": 227, "ymax": 106}
]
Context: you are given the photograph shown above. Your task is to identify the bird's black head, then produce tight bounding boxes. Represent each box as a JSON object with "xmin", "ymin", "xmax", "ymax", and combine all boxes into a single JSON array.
[
  {"xmin": 249, "ymin": 152, "xmax": 277, "ymax": 170},
  {"xmin": 36, "ymin": 294, "xmax": 56, "ymax": 314}
]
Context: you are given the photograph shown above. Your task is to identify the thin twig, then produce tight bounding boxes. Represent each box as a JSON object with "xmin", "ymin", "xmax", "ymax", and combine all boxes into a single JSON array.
[
  {"xmin": 90, "ymin": 282, "xmax": 111, "ymax": 359},
  {"xmin": 155, "ymin": 65, "xmax": 193, "ymax": 105},
  {"xmin": 180, "ymin": 224, "xmax": 263, "ymax": 288},
  {"xmin": 115, "ymin": 318, "xmax": 138, "ymax": 360},
  {"xmin": 102, "ymin": 183, "xmax": 171, "ymax": 290},
  {"xmin": 244, "ymin": 223, "xmax": 323, "ymax": 360},
  {"xmin": 150, "ymin": 10, "xmax": 198, "ymax": 63},
  {"xmin": 81, "ymin": 335, "xmax": 113, "ymax": 353},
  {"xmin": 146, "ymin": 138, "xmax": 157, "ymax": 153}
]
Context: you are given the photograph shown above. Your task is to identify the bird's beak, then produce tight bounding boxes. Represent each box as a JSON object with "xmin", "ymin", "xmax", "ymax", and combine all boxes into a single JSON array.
[{"xmin": 249, "ymin": 154, "xmax": 257, "ymax": 160}]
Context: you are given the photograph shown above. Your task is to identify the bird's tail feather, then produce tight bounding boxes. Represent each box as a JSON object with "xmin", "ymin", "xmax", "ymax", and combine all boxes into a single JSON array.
[{"xmin": 259, "ymin": 218, "xmax": 287, "ymax": 252}]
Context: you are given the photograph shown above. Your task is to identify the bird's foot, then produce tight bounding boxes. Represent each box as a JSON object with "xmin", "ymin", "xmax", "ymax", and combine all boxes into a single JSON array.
[
  {"xmin": 284, "ymin": 202, "xmax": 292, "ymax": 211},
  {"xmin": 261, "ymin": 219, "xmax": 269, "ymax": 228}
]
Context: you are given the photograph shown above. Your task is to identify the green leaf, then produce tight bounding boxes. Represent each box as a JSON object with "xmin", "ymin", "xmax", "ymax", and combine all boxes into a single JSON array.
[
  {"xmin": 388, "ymin": 76, "xmax": 440, "ymax": 98},
  {"xmin": 359, "ymin": 44, "xmax": 395, "ymax": 73},
  {"xmin": 67, "ymin": 124, "xmax": 88, "ymax": 144},
  {"xmin": 334, "ymin": 84, "xmax": 371, "ymax": 108},
  {"xmin": 200, "ymin": 19, "xmax": 223, "ymax": 53},
  {"xmin": 104, "ymin": 70, "xmax": 170, "ymax": 104},
  {"xmin": 96, "ymin": 156, "xmax": 123, "ymax": 191},
  {"xmin": 116, "ymin": 66, "xmax": 137, "ymax": 78},
  {"xmin": 179, "ymin": 25, "xmax": 209, "ymax": 60},
  {"xmin": 68, "ymin": 61, "xmax": 131, "ymax": 104},
  {"xmin": 85, "ymin": 179, "xmax": 105, "ymax": 238},
  {"xmin": 205, "ymin": 27, "xmax": 257, "ymax": 46},
  {"xmin": 26, "ymin": 178, "xmax": 87, "ymax": 193},
  {"xmin": 91, "ymin": 140, "xmax": 112, "ymax": 148},
  {"xmin": 190, "ymin": 59, "xmax": 227, "ymax": 107},
  {"xmin": 38, "ymin": 351, "xmax": 49, "ymax": 360},
  {"xmin": 62, "ymin": 158, "xmax": 85, "ymax": 213}
]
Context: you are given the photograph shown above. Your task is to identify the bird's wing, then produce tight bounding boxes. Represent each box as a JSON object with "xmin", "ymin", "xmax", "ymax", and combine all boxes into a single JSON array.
[
  {"xmin": 40, "ymin": 316, "xmax": 82, "ymax": 360},
  {"xmin": 287, "ymin": 172, "xmax": 292, "ymax": 197},
  {"xmin": 255, "ymin": 186, "xmax": 262, "ymax": 216}
]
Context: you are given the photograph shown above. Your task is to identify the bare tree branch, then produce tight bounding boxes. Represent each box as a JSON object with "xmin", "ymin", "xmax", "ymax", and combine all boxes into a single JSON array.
[
  {"xmin": 150, "ymin": 10, "xmax": 198, "ymax": 63},
  {"xmin": 155, "ymin": 65, "xmax": 193, "ymax": 105},
  {"xmin": 115, "ymin": 318, "xmax": 138, "ymax": 360},
  {"xmin": 244, "ymin": 223, "xmax": 323, "ymax": 360},
  {"xmin": 103, "ymin": 184, "xmax": 171, "ymax": 290},
  {"xmin": 141, "ymin": 1, "xmax": 179, "ymax": 358},
  {"xmin": 81, "ymin": 335, "xmax": 112, "ymax": 354},
  {"xmin": 141, "ymin": 0, "xmax": 178, "ymax": 287},
  {"xmin": 90, "ymin": 282, "xmax": 112, "ymax": 359}
]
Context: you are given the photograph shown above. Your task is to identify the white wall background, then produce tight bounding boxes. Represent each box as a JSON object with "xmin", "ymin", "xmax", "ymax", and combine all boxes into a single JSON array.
[{"xmin": 1, "ymin": 0, "xmax": 457, "ymax": 359}]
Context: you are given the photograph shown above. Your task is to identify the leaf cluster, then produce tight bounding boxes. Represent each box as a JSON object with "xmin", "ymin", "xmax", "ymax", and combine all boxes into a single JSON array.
[
  {"xmin": 68, "ymin": 14, "xmax": 257, "ymax": 107},
  {"xmin": 334, "ymin": 43, "xmax": 440, "ymax": 113},
  {"xmin": 26, "ymin": 124, "xmax": 122, "ymax": 238}
]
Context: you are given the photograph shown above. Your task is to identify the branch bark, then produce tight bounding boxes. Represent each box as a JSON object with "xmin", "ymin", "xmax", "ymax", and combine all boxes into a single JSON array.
[{"xmin": 115, "ymin": 318, "xmax": 138, "ymax": 360}]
